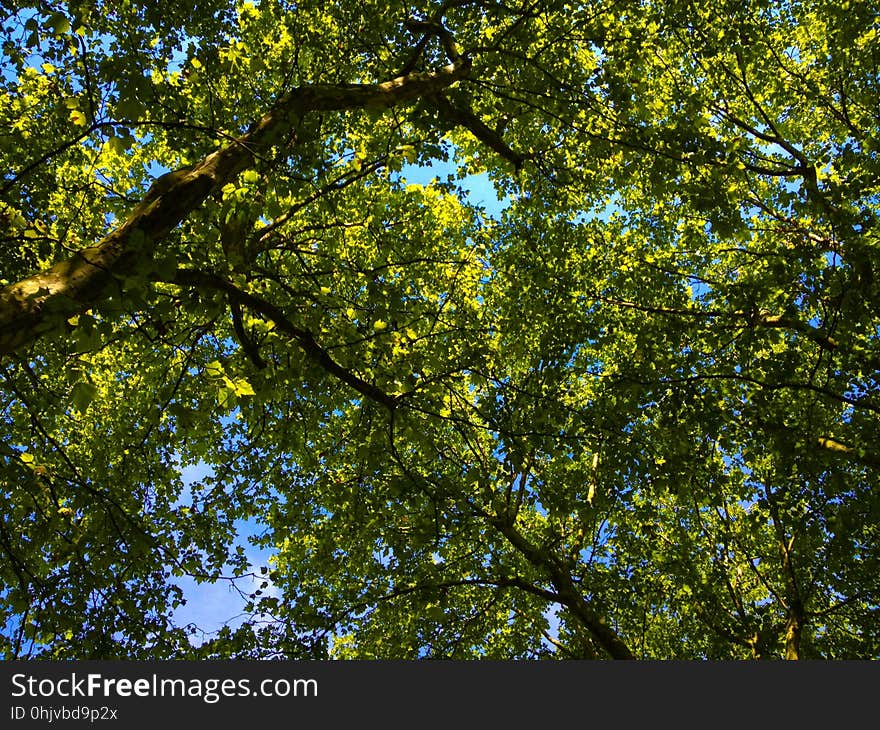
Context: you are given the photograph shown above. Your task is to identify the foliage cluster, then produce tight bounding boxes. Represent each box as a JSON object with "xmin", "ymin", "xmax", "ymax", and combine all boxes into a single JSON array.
[{"xmin": 1, "ymin": 0, "xmax": 878, "ymax": 658}]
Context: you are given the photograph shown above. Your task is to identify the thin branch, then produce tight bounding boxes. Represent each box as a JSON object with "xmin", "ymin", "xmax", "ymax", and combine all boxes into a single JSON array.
[{"xmin": 170, "ymin": 268, "xmax": 398, "ymax": 410}]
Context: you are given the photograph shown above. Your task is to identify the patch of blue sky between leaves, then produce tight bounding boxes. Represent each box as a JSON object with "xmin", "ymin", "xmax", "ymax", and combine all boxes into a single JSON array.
[
  {"xmin": 170, "ymin": 460, "xmax": 280, "ymax": 647},
  {"xmin": 398, "ymin": 159, "xmax": 509, "ymax": 217}
]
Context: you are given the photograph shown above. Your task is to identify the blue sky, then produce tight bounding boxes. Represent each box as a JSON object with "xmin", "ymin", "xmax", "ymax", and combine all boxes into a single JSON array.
[{"xmin": 170, "ymin": 461, "xmax": 279, "ymax": 642}]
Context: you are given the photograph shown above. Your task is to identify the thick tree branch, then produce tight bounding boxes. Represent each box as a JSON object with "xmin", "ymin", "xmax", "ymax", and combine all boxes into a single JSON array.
[
  {"xmin": 597, "ymin": 296, "xmax": 841, "ymax": 352},
  {"xmin": 433, "ymin": 92, "xmax": 525, "ymax": 169},
  {"xmin": 487, "ymin": 514, "xmax": 635, "ymax": 659},
  {"xmin": 0, "ymin": 59, "xmax": 471, "ymax": 356},
  {"xmin": 816, "ymin": 436, "xmax": 880, "ymax": 468},
  {"xmin": 228, "ymin": 295, "xmax": 267, "ymax": 370}
]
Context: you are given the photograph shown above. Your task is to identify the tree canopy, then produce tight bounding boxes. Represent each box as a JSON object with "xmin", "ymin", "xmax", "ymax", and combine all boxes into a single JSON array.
[{"xmin": 1, "ymin": 0, "xmax": 878, "ymax": 659}]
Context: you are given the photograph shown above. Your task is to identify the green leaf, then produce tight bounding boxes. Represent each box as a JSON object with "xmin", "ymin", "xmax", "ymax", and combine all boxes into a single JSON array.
[
  {"xmin": 45, "ymin": 13, "xmax": 71, "ymax": 36},
  {"xmin": 69, "ymin": 109, "xmax": 88, "ymax": 126},
  {"xmin": 116, "ymin": 98, "xmax": 145, "ymax": 120},
  {"xmin": 70, "ymin": 381, "xmax": 98, "ymax": 413},
  {"xmin": 204, "ymin": 361, "xmax": 225, "ymax": 379},
  {"xmin": 231, "ymin": 377, "xmax": 256, "ymax": 397}
]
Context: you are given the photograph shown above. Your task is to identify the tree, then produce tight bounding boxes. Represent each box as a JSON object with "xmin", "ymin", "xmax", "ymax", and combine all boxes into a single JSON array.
[{"xmin": 1, "ymin": 0, "xmax": 878, "ymax": 660}]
